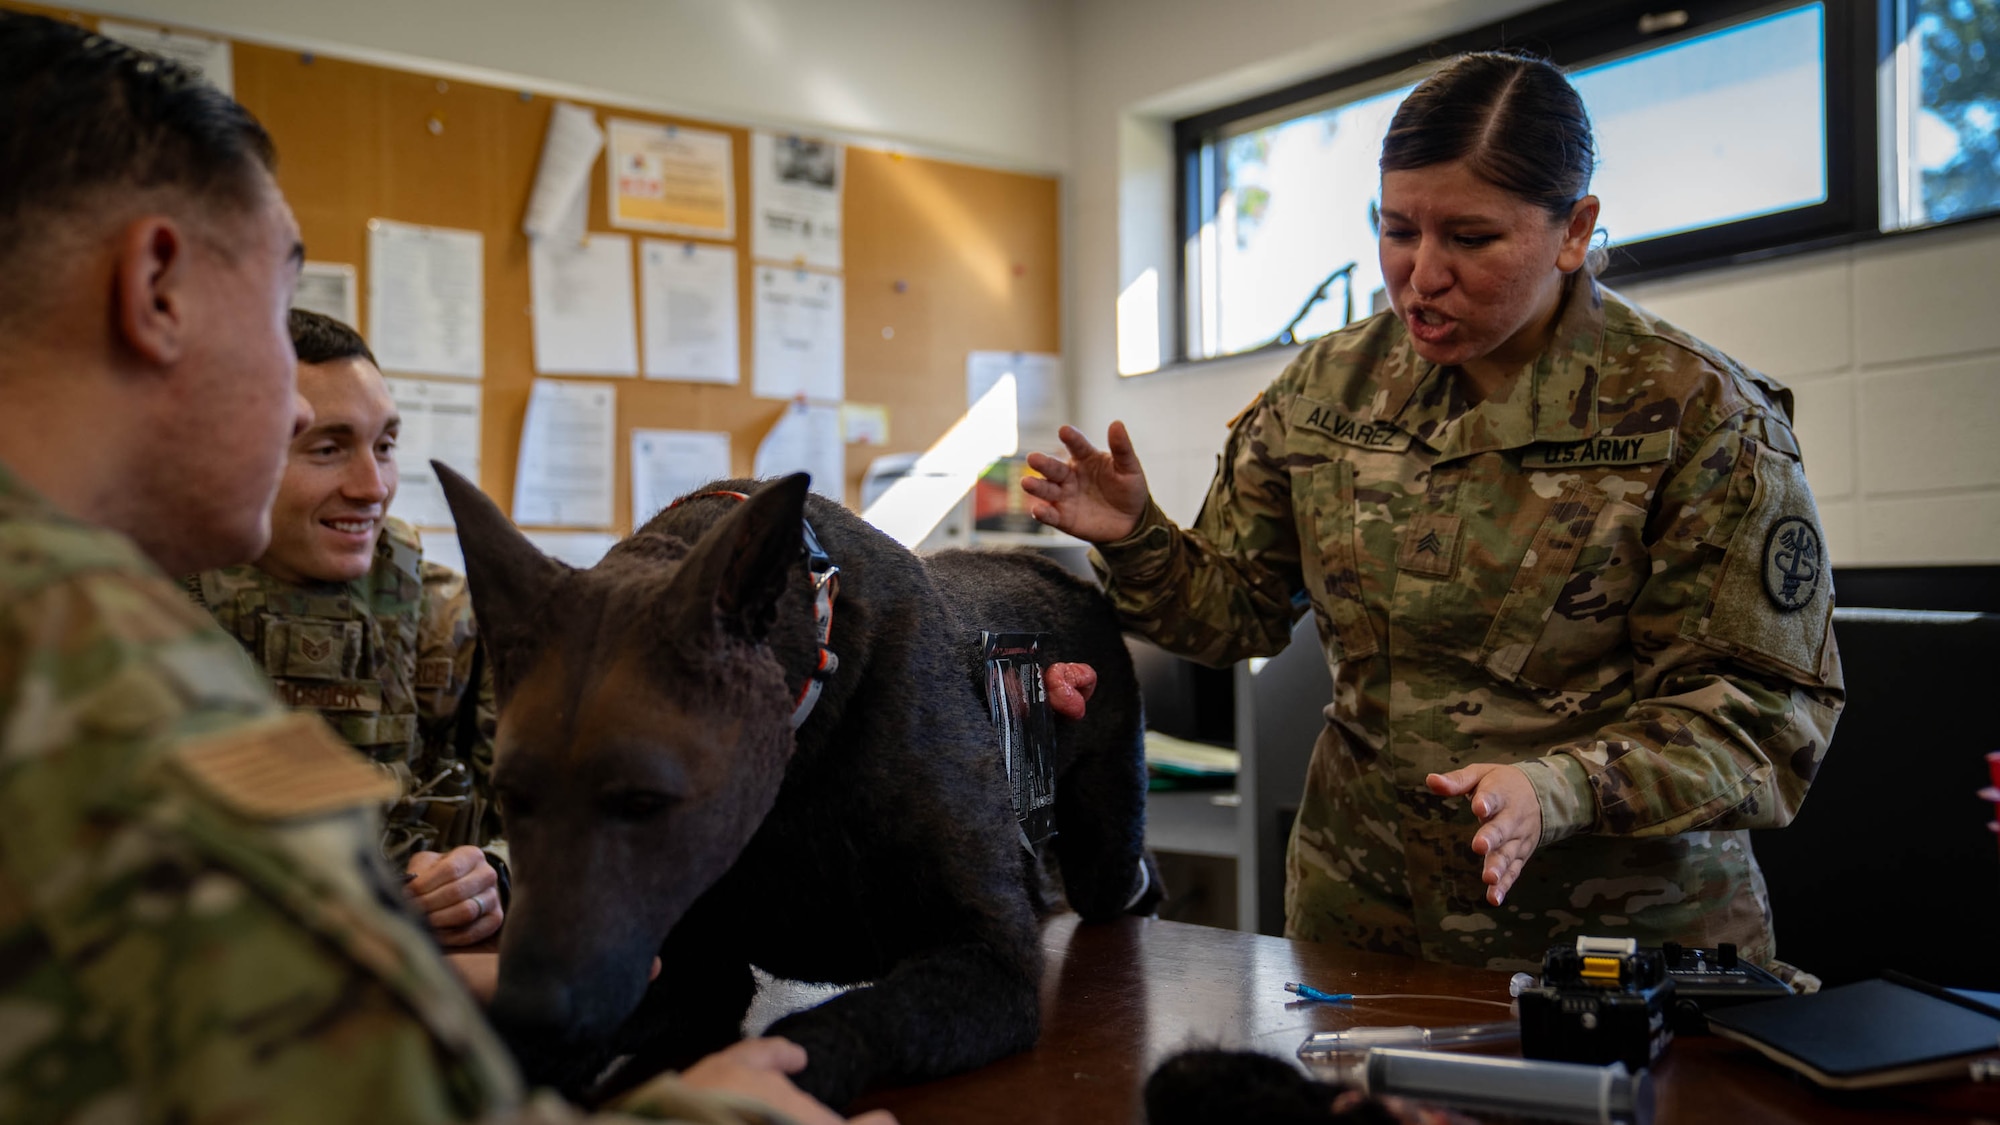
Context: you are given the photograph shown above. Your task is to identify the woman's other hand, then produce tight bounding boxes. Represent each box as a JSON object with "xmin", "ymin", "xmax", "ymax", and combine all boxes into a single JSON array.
[
  {"xmin": 1426, "ymin": 765, "xmax": 1542, "ymax": 906},
  {"xmin": 1022, "ymin": 422, "xmax": 1150, "ymax": 543}
]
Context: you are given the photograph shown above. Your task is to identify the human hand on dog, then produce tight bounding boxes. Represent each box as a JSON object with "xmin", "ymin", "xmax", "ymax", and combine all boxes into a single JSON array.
[
  {"xmin": 1022, "ymin": 422, "xmax": 1151, "ymax": 543},
  {"xmin": 405, "ymin": 846, "xmax": 503, "ymax": 946},
  {"xmin": 1425, "ymin": 765, "xmax": 1541, "ymax": 907},
  {"xmin": 1046, "ymin": 662, "xmax": 1097, "ymax": 721},
  {"xmin": 678, "ymin": 1038, "xmax": 897, "ymax": 1125}
]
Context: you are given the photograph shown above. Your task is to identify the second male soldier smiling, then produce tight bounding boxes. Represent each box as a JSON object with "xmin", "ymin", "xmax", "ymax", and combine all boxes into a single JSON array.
[{"xmin": 190, "ymin": 309, "xmax": 506, "ymax": 949}]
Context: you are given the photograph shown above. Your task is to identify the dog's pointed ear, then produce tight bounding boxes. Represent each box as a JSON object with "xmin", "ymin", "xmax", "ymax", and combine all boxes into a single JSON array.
[
  {"xmin": 434, "ymin": 460, "xmax": 566, "ymax": 700},
  {"xmin": 670, "ymin": 474, "xmax": 809, "ymax": 641}
]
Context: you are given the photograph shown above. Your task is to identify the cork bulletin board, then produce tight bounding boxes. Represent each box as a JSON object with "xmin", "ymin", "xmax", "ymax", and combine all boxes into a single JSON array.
[{"xmin": 15, "ymin": 2, "xmax": 1062, "ymax": 534}]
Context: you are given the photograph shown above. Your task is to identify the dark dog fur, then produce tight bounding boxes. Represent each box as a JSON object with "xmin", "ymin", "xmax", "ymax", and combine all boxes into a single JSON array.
[
  {"xmin": 1144, "ymin": 1051, "xmax": 1401, "ymax": 1125},
  {"xmin": 435, "ymin": 466, "xmax": 1162, "ymax": 1107}
]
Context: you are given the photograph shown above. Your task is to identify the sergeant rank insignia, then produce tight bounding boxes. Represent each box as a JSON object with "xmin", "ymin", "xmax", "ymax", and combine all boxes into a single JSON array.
[
  {"xmin": 1762, "ymin": 515, "xmax": 1822, "ymax": 612},
  {"xmin": 1396, "ymin": 513, "xmax": 1461, "ymax": 578}
]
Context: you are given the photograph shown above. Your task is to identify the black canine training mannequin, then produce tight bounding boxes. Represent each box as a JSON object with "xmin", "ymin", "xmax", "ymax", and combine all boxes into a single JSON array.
[{"xmin": 436, "ymin": 466, "xmax": 1161, "ymax": 1107}]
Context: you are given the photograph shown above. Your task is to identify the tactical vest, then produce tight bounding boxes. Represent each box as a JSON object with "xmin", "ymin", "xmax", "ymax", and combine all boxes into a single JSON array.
[{"xmin": 188, "ymin": 520, "xmax": 478, "ymax": 861}]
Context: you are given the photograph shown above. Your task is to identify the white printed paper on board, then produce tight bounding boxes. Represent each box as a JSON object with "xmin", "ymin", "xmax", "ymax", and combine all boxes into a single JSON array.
[
  {"xmin": 513, "ymin": 379, "xmax": 616, "ymax": 528},
  {"xmin": 293, "ymin": 261, "xmax": 358, "ymax": 329},
  {"xmin": 531, "ymin": 233, "xmax": 639, "ymax": 377},
  {"xmin": 753, "ymin": 267, "xmax": 843, "ymax": 401},
  {"xmin": 751, "ymin": 132, "xmax": 842, "ymax": 269},
  {"xmin": 609, "ymin": 118, "xmax": 735, "ymax": 239},
  {"xmin": 524, "ymin": 531, "xmax": 619, "ymax": 569},
  {"xmin": 641, "ymin": 240, "xmax": 739, "ymax": 384},
  {"xmin": 385, "ymin": 376, "xmax": 483, "ymax": 529},
  {"xmin": 368, "ymin": 220, "xmax": 484, "ymax": 379},
  {"xmin": 523, "ymin": 102, "xmax": 604, "ymax": 242},
  {"xmin": 98, "ymin": 20, "xmax": 233, "ymax": 94},
  {"xmin": 754, "ymin": 400, "xmax": 844, "ymax": 503},
  {"xmin": 631, "ymin": 429, "xmax": 731, "ymax": 526}
]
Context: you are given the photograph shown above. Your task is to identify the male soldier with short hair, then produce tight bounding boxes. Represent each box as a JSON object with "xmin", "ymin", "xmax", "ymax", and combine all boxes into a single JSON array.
[
  {"xmin": 191, "ymin": 308, "xmax": 506, "ymax": 949},
  {"xmin": 0, "ymin": 12, "xmax": 886, "ymax": 1124}
]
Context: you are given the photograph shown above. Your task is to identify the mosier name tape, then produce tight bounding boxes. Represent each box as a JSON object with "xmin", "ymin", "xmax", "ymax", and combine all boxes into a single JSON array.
[
  {"xmin": 1289, "ymin": 399, "xmax": 1412, "ymax": 451},
  {"xmin": 278, "ymin": 680, "xmax": 384, "ymax": 713},
  {"xmin": 1522, "ymin": 430, "xmax": 1675, "ymax": 469}
]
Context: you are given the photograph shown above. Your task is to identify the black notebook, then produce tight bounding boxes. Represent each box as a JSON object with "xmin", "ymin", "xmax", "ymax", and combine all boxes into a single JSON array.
[{"xmin": 1706, "ymin": 975, "xmax": 2000, "ymax": 1089}]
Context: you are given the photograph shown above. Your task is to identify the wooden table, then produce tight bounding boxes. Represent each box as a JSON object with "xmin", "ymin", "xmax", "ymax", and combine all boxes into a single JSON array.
[{"xmin": 757, "ymin": 916, "xmax": 1999, "ymax": 1123}]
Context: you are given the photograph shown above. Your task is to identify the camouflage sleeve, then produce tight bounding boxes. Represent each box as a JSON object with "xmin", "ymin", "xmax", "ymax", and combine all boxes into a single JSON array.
[
  {"xmin": 418, "ymin": 561, "xmax": 502, "ymax": 850},
  {"xmin": 416, "ymin": 560, "xmax": 481, "ymax": 741},
  {"xmin": 471, "ymin": 649, "xmax": 503, "ymax": 851},
  {"xmin": 0, "ymin": 569, "xmax": 533, "ymax": 1122},
  {"xmin": 1517, "ymin": 410, "xmax": 1844, "ymax": 845},
  {"xmin": 1090, "ymin": 390, "xmax": 1307, "ymax": 667},
  {"xmin": 0, "ymin": 559, "xmax": 792, "ymax": 1124}
]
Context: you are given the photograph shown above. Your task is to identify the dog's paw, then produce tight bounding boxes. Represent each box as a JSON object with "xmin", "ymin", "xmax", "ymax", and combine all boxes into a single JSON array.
[
  {"xmin": 1145, "ymin": 1050, "xmax": 1457, "ymax": 1125},
  {"xmin": 1126, "ymin": 851, "xmax": 1167, "ymax": 917},
  {"xmin": 762, "ymin": 1012, "xmax": 877, "ymax": 1110},
  {"xmin": 1144, "ymin": 1049, "xmax": 1346, "ymax": 1125}
]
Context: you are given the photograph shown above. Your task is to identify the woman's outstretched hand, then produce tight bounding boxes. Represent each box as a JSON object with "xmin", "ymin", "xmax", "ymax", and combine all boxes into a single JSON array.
[
  {"xmin": 1425, "ymin": 765, "xmax": 1542, "ymax": 907},
  {"xmin": 1021, "ymin": 422, "xmax": 1151, "ymax": 544}
]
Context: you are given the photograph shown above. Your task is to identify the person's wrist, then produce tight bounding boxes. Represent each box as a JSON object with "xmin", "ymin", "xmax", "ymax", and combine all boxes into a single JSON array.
[
  {"xmin": 1095, "ymin": 497, "xmax": 1165, "ymax": 549},
  {"xmin": 482, "ymin": 848, "xmax": 511, "ymax": 910},
  {"xmin": 1516, "ymin": 755, "xmax": 1594, "ymax": 845},
  {"xmin": 1110, "ymin": 505, "xmax": 1145, "ymax": 543}
]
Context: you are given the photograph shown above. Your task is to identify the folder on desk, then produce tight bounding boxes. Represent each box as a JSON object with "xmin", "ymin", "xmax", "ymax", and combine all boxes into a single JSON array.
[
  {"xmin": 1705, "ymin": 975, "xmax": 2000, "ymax": 1089},
  {"xmin": 1143, "ymin": 731, "xmax": 1239, "ymax": 789}
]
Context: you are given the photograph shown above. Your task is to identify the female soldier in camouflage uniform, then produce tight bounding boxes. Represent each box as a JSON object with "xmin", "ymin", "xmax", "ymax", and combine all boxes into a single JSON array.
[{"xmin": 1026, "ymin": 51, "xmax": 1843, "ymax": 972}]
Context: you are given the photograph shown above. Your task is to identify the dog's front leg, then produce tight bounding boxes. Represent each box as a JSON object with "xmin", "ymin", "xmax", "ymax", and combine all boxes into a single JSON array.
[{"xmin": 763, "ymin": 940, "xmax": 1041, "ymax": 1109}]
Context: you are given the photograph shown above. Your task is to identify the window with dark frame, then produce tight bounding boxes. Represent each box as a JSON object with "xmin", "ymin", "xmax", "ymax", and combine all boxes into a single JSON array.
[
  {"xmin": 1885, "ymin": 0, "xmax": 2000, "ymax": 227},
  {"xmin": 1172, "ymin": 0, "xmax": 1999, "ymax": 365}
]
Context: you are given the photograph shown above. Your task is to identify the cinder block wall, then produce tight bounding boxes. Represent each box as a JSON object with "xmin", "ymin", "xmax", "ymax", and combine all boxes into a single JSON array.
[{"xmin": 1624, "ymin": 220, "xmax": 2000, "ymax": 566}]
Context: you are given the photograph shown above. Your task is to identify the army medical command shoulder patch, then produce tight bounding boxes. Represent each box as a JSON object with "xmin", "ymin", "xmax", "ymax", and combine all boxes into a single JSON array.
[
  {"xmin": 1693, "ymin": 443, "xmax": 1835, "ymax": 682},
  {"xmin": 1762, "ymin": 515, "xmax": 1823, "ymax": 612}
]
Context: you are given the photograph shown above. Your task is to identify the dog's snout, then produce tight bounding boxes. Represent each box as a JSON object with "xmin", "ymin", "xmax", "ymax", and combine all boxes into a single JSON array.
[{"xmin": 488, "ymin": 976, "xmax": 575, "ymax": 1048}]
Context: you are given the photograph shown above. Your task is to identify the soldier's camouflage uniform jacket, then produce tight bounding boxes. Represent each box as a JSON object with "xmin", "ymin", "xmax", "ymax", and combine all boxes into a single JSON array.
[
  {"xmin": 0, "ymin": 463, "xmax": 801, "ymax": 1124},
  {"xmin": 190, "ymin": 517, "xmax": 500, "ymax": 865},
  {"xmin": 1095, "ymin": 280, "xmax": 1843, "ymax": 970}
]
